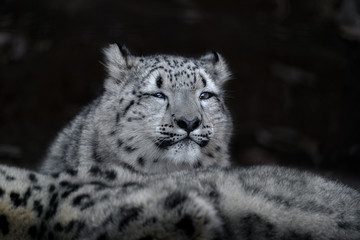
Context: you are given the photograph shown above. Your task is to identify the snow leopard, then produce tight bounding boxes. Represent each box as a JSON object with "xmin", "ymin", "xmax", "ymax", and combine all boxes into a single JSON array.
[
  {"xmin": 40, "ymin": 44, "xmax": 232, "ymax": 174},
  {"xmin": 1, "ymin": 163, "xmax": 360, "ymax": 240}
]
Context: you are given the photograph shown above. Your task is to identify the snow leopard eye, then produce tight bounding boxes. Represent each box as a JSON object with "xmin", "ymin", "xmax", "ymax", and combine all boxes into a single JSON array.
[
  {"xmin": 199, "ymin": 92, "xmax": 215, "ymax": 100},
  {"xmin": 152, "ymin": 92, "xmax": 166, "ymax": 99}
]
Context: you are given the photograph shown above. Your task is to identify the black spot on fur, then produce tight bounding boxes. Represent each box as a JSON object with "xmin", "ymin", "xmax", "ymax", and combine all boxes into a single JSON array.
[
  {"xmin": 89, "ymin": 166, "xmax": 117, "ymax": 181},
  {"xmin": 51, "ymin": 173, "xmax": 60, "ymax": 179},
  {"xmin": 201, "ymin": 76, "xmax": 207, "ymax": 87},
  {"xmin": 33, "ymin": 185, "xmax": 42, "ymax": 191},
  {"xmin": 193, "ymin": 161, "xmax": 202, "ymax": 168},
  {"xmin": 40, "ymin": 221, "xmax": 49, "ymax": 239},
  {"xmin": 156, "ymin": 76, "xmax": 163, "ymax": 88},
  {"xmin": 337, "ymin": 221, "xmax": 354, "ymax": 230},
  {"xmin": 116, "ymin": 112, "xmax": 120, "ymax": 123},
  {"xmin": 72, "ymin": 194, "xmax": 90, "ymax": 205},
  {"xmin": 66, "ymin": 169, "xmax": 78, "ymax": 176},
  {"xmin": 124, "ymin": 146, "xmax": 137, "ymax": 153},
  {"xmin": 240, "ymin": 213, "xmax": 276, "ymax": 239},
  {"xmin": 137, "ymin": 157, "xmax": 145, "ymax": 166},
  {"xmin": 124, "ymin": 100, "xmax": 135, "ymax": 115},
  {"xmin": 48, "ymin": 185, "xmax": 56, "ymax": 193},
  {"xmin": 54, "ymin": 223, "xmax": 64, "ymax": 232},
  {"xmin": 0, "ymin": 187, "xmax": 4, "ymax": 198},
  {"xmin": 121, "ymin": 182, "xmax": 145, "ymax": 191},
  {"xmin": 117, "ymin": 139, "xmax": 124, "ymax": 147},
  {"xmin": 45, "ymin": 193, "xmax": 59, "ymax": 220},
  {"xmin": 48, "ymin": 232, "xmax": 54, "ymax": 240},
  {"xmin": 176, "ymin": 215, "xmax": 195, "ymax": 237},
  {"xmin": 206, "ymin": 152, "xmax": 214, "ymax": 158},
  {"xmin": 28, "ymin": 173, "xmax": 38, "ymax": 183},
  {"xmin": 33, "ymin": 200, "xmax": 43, "ymax": 217},
  {"xmin": 10, "ymin": 187, "xmax": 32, "ymax": 207},
  {"xmin": 60, "ymin": 182, "xmax": 80, "ymax": 199},
  {"xmin": 142, "ymin": 217, "xmax": 157, "ymax": 228},
  {"xmin": 119, "ymin": 161, "xmax": 142, "ymax": 174},
  {"xmin": 89, "ymin": 166, "xmax": 101, "ymax": 176},
  {"xmin": 105, "ymin": 170, "xmax": 117, "ymax": 180},
  {"xmin": 164, "ymin": 191, "xmax": 187, "ymax": 209},
  {"xmin": 64, "ymin": 221, "xmax": 76, "ymax": 233},
  {"xmin": 89, "ymin": 181, "xmax": 110, "ymax": 190},
  {"xmin": 38, "ymin": 222, "xmax": 47, "ymax": 239},
  {"xmin": 28, "ymin": 225, "xmax": 37, "ymax": 239},
  {"xmin": 72, "ymin": 194, "xmax": 95, "ymax": 210},
  {"xmin": 97, "ymin": 233, "xmax": 109, "ymax": 240},
  {"xmin": 208, "ymin": 185, "xmax": 220, "ymax": 200},
  {"xmin": 63, "ymin": 220, "xmax": 85, "ymax": 235},
  {"xmin": 118, "ymin": 206, "xmax": 143, "ymax": 231},
  {"xmin": 6, "ymin": 175, "xmax": 15, "ymax": 181},
  {"xmin": 0, "ymin": 215, "xmax": 9, "ymax": 235}
]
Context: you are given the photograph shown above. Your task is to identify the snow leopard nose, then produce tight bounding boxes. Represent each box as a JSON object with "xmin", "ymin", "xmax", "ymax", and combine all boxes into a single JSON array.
[{"xmin": 176, "ymin": 117, "xmax": 201, "ymax": 133}]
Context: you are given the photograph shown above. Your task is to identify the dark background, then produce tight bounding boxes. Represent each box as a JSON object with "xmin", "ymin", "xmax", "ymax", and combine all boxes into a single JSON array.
[{"xmin": 1, "ymin": 0, "xmax": 359, "ymax": 188}]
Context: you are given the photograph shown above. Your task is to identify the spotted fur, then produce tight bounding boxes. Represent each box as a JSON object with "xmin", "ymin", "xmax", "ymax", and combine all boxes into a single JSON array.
[
  {"xmin": 40, "ymin": 44, "xmax": 232, "ymax": 174},
  {"xmin": 1, "ymin": 164, "xmax": 360, "ymax": 239},
  {"xmin": 6, "ymin": 46, "xmax": 358, "ymax": 239}
]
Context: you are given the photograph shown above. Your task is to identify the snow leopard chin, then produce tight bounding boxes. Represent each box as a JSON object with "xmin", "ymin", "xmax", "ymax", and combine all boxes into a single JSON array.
[{"xmin": 163, "ymin": 139, "xmax": 202, "ymax": 165}]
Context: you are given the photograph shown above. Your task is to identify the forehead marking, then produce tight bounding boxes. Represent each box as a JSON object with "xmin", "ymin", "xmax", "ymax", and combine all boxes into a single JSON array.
[
  {"xmin": 141, "ymin": 57, "xmax": 215, "ymax": 91},
  {"xmin": 156, "ymin": 76, "xmax": 163, "ymax": 89},
  {"xmin": 201, "ymin": 76, "xmax": 207, "ymax": 88}
]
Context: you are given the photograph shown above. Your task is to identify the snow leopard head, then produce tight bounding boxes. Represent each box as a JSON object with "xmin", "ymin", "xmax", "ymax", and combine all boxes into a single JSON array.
[{"xmin": 97, "ymin": 44, "xmax": 232, "ymax": 173}]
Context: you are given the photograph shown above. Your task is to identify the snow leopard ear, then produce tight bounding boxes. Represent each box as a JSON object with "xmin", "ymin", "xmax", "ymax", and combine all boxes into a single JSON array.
[
  {"xmin": 200, "ymin": 51, "xmax": 231, "ymax": 85},
  {"xmin": 103, "ymin": 43, "xmax": 131, "ymax": 76},
  {"xmin": 103, "ymin": 44, "xmax": 134, "ymax": 91}
]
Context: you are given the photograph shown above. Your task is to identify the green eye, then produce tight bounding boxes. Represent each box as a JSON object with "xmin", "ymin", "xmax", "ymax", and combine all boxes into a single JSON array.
[
  {"xmin": 199, "ymin": 92, "xmax": 214, "ymax": 100},
  {"xmin": 152, "ymin": 92, "xmax": 166, "ymax": 99}
]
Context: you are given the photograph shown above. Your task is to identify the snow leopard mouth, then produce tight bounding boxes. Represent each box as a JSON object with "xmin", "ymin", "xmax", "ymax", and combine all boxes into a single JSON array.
[{"xmin": 156, "ymin": 136, "xmax": 208, "ymax": 149}]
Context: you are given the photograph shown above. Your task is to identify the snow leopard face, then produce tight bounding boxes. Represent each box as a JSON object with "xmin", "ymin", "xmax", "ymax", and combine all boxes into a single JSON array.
[{"xmin": 96, "ymin": 44, "xmax": 232, "ymax": 173}]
